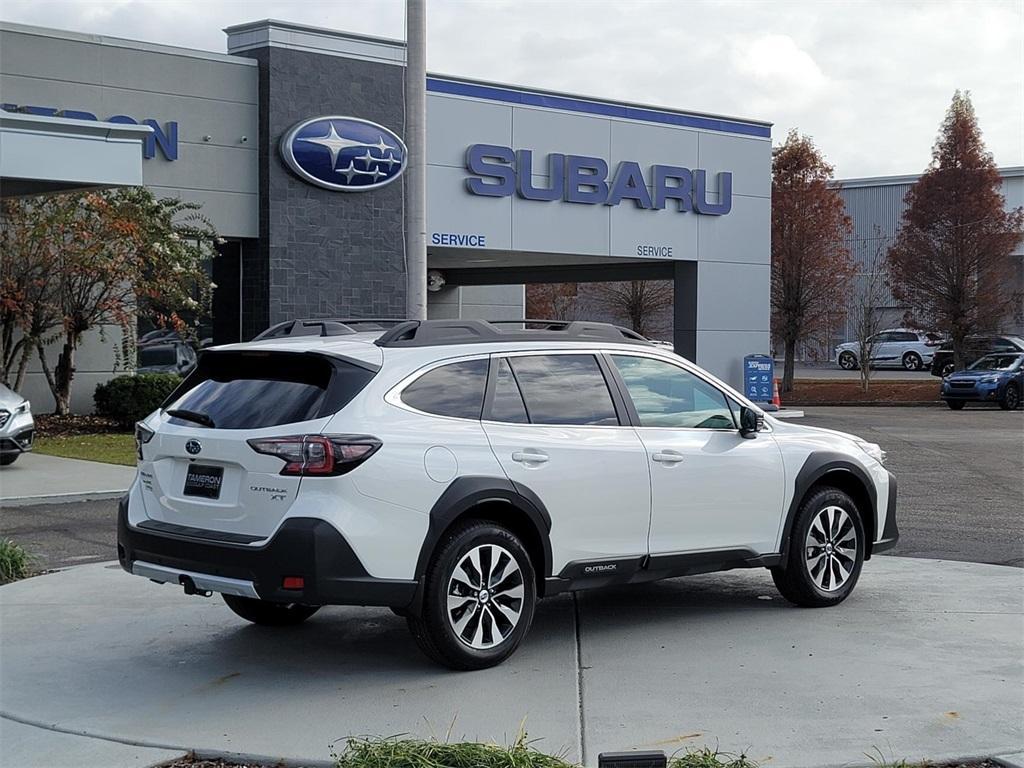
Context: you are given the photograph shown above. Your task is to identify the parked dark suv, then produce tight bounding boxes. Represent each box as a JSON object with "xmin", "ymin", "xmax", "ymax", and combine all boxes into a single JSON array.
[{"xmin": 929, "ymin": 335, "xmax": 1024, "ymax": 377}]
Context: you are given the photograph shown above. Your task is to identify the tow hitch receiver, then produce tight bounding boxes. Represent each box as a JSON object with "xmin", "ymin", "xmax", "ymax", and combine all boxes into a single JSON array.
[{"xmin": 179, "ymin": 575, "xmax": 212, "ymax": 597}]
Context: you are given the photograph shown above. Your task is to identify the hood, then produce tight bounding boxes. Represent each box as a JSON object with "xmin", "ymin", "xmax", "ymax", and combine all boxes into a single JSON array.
[
  {"xmin": 0, "ymin": 385, "xmax": 27, "ymax": 410},
  {"xmin": 946, "ymin": 369, "xmax": 1005, "ymax": 381},
  {"xmin": 770, "ymin": 418, "xmax": 863, "ymax": 444}
]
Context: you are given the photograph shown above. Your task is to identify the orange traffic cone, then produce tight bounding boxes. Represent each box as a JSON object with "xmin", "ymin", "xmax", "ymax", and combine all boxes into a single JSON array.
[{"xmin": 772, "ymin": 378, "xmax": 782, "ymax": 408}]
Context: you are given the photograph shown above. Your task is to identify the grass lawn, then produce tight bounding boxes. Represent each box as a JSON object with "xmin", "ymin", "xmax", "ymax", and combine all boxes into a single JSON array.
[{"xmin": 33, "ymin": 433, "xmax": 136, "ymax": 466}]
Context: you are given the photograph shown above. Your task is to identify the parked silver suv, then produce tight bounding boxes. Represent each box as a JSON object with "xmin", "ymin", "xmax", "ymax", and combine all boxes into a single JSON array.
[{"xmin": 835, "ymin": 328, "xmax": 943, "ymax": 371}]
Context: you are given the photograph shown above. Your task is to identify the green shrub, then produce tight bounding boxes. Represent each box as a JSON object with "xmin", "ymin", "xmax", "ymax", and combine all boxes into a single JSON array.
[
  {"xmin": 0, "ymin": 539, "xmax": 34, "ymax": 584},
  {"xmin": 94, "ymin": 373, "xmax": 182, "ymax": 429}
]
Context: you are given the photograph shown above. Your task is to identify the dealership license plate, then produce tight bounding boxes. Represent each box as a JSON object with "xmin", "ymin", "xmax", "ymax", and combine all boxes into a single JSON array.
[{"xmin": 183, "ymin": 464, "xmax": 223, "ymax": 499}]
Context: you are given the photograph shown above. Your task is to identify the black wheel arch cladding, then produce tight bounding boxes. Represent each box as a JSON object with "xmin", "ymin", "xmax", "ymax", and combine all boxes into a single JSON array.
[
  {"xmin": 415, "ymin": 476, "xmax": 553, "ymax": 588},
  {"xmin": 779, "ymin": 452, "xmax": 883, "ymax": 563}
]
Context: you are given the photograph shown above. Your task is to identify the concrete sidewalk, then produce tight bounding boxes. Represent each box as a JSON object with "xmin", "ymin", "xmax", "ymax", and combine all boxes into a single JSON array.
[
  {"xmin": 1, "ymin": 557, "xmax": 1021, "ymax": 768},
  {"xmin": 0, "ymin": 453, "xmax": 135, "ymax": 506}
]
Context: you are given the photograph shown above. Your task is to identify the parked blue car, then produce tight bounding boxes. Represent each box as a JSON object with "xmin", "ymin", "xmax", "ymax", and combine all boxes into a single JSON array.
[{"xmin": 941, "ymin": 352, "xmax": 1023, "ymax": 410}]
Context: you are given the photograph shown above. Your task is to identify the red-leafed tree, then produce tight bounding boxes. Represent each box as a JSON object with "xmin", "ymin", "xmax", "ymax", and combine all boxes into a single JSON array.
[
  {"xmin": 771, "ymin": 130, "xmax": 855, "ymax": 392},
  {"xmin": 887, "ymin": 91, "xmax": 1024, "ymax": 370}
]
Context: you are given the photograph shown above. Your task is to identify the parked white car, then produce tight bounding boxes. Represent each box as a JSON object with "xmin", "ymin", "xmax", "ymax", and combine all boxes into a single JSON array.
[
  {"xmin": 0, "ymin": 384, "xmax": 34, "ymax": 466},
  {"xmin": 835, "ymin": 328, "xmax": 944, "ymax": 371},
  {"xmin": 119, "ymin": 319, "xmax": 898, "ymax": 669}
]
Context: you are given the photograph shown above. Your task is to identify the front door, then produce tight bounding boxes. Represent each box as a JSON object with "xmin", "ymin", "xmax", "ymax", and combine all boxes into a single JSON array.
[
  {"xmin": 609, "ymin": 353, "xmax": 786, "ymax": 556},
  {"xmin": 481, "ymin": 353, "xmax": 651, "ymax": 573}
]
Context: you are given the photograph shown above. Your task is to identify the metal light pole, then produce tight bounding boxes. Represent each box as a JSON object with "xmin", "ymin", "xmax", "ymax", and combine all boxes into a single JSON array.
[{"xmin": 404, "ymin": 0, "xmax": 428, "ymax": 320}]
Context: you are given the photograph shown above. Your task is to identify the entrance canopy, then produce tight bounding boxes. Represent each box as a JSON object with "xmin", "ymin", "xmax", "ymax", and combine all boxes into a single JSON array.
[{"xmin": 0, "ymin": 112, "xmax": 151, "ymax": 197}]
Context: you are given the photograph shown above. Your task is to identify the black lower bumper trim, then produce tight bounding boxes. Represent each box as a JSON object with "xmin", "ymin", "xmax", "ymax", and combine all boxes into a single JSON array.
[
  {"xmin": 874, "ymin": 471, "xmax": 900, "ymax": 555},
  {"xmin": 117, "ymin": 497, "xmax": 416, "ymax": 608}
]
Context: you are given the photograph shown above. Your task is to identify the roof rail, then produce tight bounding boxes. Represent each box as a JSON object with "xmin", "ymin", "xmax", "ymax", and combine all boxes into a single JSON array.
[
  {"xmin": 374, "ymin": 319, "xmax": 652, "ymax": 348},
  {"xmin": 253, "ymin": 318, "xmax": 406, "ymax": 341}
]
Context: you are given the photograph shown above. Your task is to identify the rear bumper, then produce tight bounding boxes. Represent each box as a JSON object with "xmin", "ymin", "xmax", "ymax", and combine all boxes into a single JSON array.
[{"xmin": 117, "ymin": 496, "xmax": 417, "ymax": 608}]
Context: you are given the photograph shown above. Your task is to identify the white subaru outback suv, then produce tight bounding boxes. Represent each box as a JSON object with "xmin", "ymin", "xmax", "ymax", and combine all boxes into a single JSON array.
[{"xmin": 119, "ymin": 319, "xmax": 898, "ymax": 670}]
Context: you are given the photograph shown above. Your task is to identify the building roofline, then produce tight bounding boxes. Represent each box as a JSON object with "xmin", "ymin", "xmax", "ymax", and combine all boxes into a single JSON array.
[
  {"xmin": 0, "ymin": 20, "xmax": 257, "ymax": 66},
  {"xmin": 425, "ymin": 73, "xmax": 772, "ymax": 133},
  {"xmin": 836, "ymin": 165, "xmax": 1024, "ymax": 188}
]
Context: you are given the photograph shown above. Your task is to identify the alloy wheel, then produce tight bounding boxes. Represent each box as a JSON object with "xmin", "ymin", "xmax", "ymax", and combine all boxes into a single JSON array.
[
  {"xmin": 447, "ymin": 544, "xmax": 525, "ymax": 650},
  {"xmin": 804, "ymin": 505, "xmax": 858, "ymax": 592}
]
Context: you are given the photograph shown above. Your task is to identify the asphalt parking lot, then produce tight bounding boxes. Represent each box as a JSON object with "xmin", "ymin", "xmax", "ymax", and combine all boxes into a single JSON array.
[
  {"xmin": 3, "ymin": 405, "xmax": 1021, "ymax": 571},
  {"xmin": 799, "ymin": 406, "xmax": 1024, "ymax": 567}
]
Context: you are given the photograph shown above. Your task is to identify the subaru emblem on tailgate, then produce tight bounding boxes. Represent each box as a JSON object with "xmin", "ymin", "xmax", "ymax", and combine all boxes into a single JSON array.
[{"xmin": 185, "ymin": 440, "xmax": 202, "ymax": 455}]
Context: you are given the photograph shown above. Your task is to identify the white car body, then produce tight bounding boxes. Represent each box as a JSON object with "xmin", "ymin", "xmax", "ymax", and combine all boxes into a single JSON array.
[
  {"xmin": 835, "ymin": 328, "xmax": 942, "ymax": 371},
  {"xmin": 0, "ymin": 384, "xmax": 34, "ymax": 465},
  {"xmin": 119, "ymin": 320, "xmax": 898, "ymax": 667}
]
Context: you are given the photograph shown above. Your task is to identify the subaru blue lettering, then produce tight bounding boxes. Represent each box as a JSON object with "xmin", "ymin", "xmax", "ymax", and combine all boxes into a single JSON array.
[{"xmin": 464, "ymin": 143, "xmax": 732, "ymax": 215}]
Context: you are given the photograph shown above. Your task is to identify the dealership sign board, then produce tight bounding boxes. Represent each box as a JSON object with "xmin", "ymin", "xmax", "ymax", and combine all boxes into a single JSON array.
[
  {"xmin": 1, "ymin": 104, "xmax": 177, "ymax": 160},
  {"xmin": 464, "ymin": 143, "xmax": 732, "ymax": 215}
]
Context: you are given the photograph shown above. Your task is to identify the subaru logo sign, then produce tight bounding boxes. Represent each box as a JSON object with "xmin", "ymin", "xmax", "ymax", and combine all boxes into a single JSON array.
[
  {"xmin": 279, "ymin": 116, "xmax": 407, "ymax": 192},
  {"xmin": 185, "ymin": 440, "xmax": 202, "ymax": 455}
]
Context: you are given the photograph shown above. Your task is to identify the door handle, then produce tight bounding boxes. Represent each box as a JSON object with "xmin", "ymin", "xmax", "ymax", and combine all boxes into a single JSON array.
[
  {"xmin": 652, "ymin": 450, "xmax": 685, "ymax": 464},
  {"xmin": 512, "ymin": 450, "xmax": 549, "ymax": 464}
]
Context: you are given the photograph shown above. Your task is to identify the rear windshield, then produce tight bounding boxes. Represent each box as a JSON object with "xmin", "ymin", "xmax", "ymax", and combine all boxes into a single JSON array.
[{"xmin": 164, "ymin": 351, "xmax": 375, "ymax": 429}]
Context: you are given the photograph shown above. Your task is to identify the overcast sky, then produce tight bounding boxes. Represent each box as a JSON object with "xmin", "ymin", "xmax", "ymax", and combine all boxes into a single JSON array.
[{"xmin": 3, "ymin": 0, "xmax": 1021, "ymax": 178}]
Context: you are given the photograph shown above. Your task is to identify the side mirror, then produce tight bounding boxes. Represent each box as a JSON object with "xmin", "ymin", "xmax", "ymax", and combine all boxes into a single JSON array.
[{"xmin": 739, "ymin": 405, "xmax": 765, "ymax": 439}]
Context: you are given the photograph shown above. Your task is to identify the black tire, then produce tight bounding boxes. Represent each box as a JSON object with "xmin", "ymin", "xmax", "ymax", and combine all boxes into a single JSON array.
[
  {"xmin": 0, "ymin": 454, "xmax": 18, "ymax": 466},
  {"xmin": 771, "ymin": 487, "xmax": 865, "ymax": 608},
  {"xmin": 222, "ymin": 594, "xmax": 320, "ymax": 626},
  {"xmin": 902, "ymin": 351, "xmax": 923, "ymax": 371},
  {"xmin": 947, "ymin": 400, "xmax": 966, "ymax": 410},
  {"xmin": 941, "ymin": 362, "xmax": 955, "ymax": 377},
  {"xmin": 838, "ymin": 351, "xmax": 858, "ymax": 371},
  {"xmin": 1000, "ymin": 384, "xmax": 1020, "ymax": 411},
  {"xmin": 407, "ymin": 520, "xmax": 536, "ymax": 670}
]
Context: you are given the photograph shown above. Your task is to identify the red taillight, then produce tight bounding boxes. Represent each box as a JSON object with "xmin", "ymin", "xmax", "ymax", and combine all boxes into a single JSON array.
[
  {"xmin": 247, "ymin": 434, "xmax": 381, "ymax": 476},
  {"xmin": 282, "ymin": 576, "xmax": 305, "ymax": 590}
]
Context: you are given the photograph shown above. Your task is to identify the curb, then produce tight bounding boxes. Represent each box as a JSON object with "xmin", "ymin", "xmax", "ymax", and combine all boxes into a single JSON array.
[
  {"xmin": 1, "ymin": 490, "xmax": 126, "ymax": 507},
  {"xmin": 785, "ymin": 401, "xmax": 944, "ymax": 407}
]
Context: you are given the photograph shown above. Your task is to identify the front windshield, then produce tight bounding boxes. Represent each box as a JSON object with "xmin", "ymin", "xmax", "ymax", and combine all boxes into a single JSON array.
[{"xmin": 968, "ymin": 354, "xmax": 1022, "ymax": 372}]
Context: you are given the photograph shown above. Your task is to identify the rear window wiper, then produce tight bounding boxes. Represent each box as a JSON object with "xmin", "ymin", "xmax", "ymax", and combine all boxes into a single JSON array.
[{"xmin": 166, "ymin": 409, "xmax": 216, "ymax": 428}]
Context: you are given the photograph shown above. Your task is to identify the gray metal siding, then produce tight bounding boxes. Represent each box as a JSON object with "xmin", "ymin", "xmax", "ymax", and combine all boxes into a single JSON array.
[{"xmin": 0, "ymin": 23, "xmax": 259, "ymax": 238}]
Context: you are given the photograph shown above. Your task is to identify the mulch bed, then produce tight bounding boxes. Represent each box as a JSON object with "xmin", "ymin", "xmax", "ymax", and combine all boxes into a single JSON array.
[
  {"xmin": 33, "ymin": 414, "xmax": 126, "ymax": 438},
  {"xmin": 158, "ymin": 758, "xmax": 288, "ymax": 768},
  {"xmin": 783, "ymin": 378, "xmax": 942, "ymax": 406}
]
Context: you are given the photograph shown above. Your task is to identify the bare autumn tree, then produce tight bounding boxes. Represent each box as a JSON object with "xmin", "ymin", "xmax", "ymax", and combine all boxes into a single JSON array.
[
  {"xmin": 771, "ymin": 130, "xmax": 855, "ymax": 392},
  {"xmin": 850, "ymin": 233, "xmax": 891, "ymax": 393},
  {"xmin": 887, "ymin": 91, "xmax": 1024, "ymax": 371},
  {"xmin": 589, "ymin": 280, "xmax": 673, "ymax": 337}
]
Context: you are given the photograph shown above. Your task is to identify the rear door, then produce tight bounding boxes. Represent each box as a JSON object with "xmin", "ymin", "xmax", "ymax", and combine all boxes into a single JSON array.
[
  {"xmin": 481, "ymin": 352, "xmax": 651, "ymax": 572},
  {"xmin": 139, "ymin": 350, "xmax": 375, "ymax": 539}
]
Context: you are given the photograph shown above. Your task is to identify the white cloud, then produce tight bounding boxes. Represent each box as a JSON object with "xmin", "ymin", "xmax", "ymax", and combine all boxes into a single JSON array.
[{"xmin": 1, "ymin": 0, "xmax": 1021, "ymax": 178}]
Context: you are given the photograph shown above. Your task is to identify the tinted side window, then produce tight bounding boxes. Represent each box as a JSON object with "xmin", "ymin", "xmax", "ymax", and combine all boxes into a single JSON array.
[
  {"xmin": 612, "ymin": 355, "xmax": 736, "ymax": 429},
  {"xmin": 893, "ymin": 332, "xmax": 917, "ymax": 342},
  {"xmin": 401, "ymin": 359, "xmax": 488, "ymax": 419},
  {"xmin": 488, "ymin": 358, "xmax": 529, "ymax": 423},
  {"xmin": 874, "ymin": 332, "xmax": 894, "ymax": 343},
  {"xmin": 508, "ymin": 355, "xmax": 618, "ymax": 426}
]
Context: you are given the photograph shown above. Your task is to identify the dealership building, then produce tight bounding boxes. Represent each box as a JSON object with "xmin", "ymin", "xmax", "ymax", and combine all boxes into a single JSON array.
[{"xmin": 0, "ymin": 19, "xmax": 772, "ymax": 408}]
